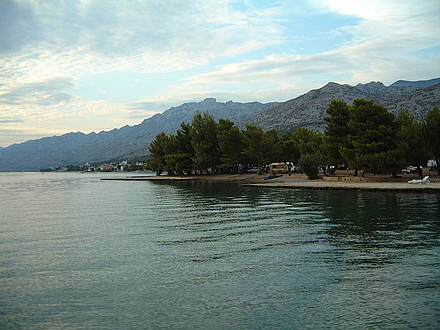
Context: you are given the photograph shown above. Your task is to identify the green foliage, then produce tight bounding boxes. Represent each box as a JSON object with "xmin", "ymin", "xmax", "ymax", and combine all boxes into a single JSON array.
[
  {"xmin": 217, "ymin": 119, "xmax": 243, "ymax": 173},
  {"xmin": 395, "ymin": 109, "xmax": 429, "ymax": 168},
  {"xmin": 147, "ymin": 131, "xmax": 169, "ymax": 175},
  {"xmin": 263, "ymin": 129, "xmax": 282, "ymax": 164},
  {"xmin": 290, "ymin": 127, "xmax": 323, "ymax": 156},
  {"xmin": 342, "ymin": 99, "xmax": 399, "ymax": 174},
  {"xmin": 323, "ymin": 99, "xmax": 351, "ymax": 165},
  {"xmin": 165, "ymin": 123, "xmax": 194, "ymax": 175},
  {"xmin": 425, "ymin": 106, "xmax": 440, "ymax": 169},
  {"xmin": 280, "ymin": 132, "xmax": 300, "ymax": 164},
  {"xmin": 279, "ymin": 128, "xmax": 323, "ymax": 171},
  {"xmin": 242, "ymin": 124, "xmax": 266, "ymax": 166},
  {"xmin": 299, "ymin": 153, "xmax": 322, "ymax": 179},
  {"xmin": 190, "ymin": 112, "xmax": 219, "ymax": 173}
]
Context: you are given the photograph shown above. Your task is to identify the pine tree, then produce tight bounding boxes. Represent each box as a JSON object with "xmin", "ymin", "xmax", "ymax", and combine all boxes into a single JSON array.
[
  {"xmin": 242, "ymin": 124, "xmax": 265, "ymax": 167},
  {"xmin": 291, "ymin": 127, "xmax": 323, "ymax": 157},
  {"xmin": 324, "ymin": 99, "xmax": 351, "ymax": 166},
  {"xmin": 280, "ymin": 132, "xmax": 300, "ymax": 165},
  {"xmin": 147, "ymin": 132, "xmax": 170, "ymax": 175},
  {"xmin": 190, "ymin": 112, "xmax": 219, "ymax": 174},
  {"xmin": 217, "ymin": 119, "xmax": 243, "ymax": 173},
  {"xmin": 395, "ymin": 109, "xmax": 429, "ymax": 171},
  {"xmin": 343, "ymin": 99, "xmax": 399, "ymax": 174}
]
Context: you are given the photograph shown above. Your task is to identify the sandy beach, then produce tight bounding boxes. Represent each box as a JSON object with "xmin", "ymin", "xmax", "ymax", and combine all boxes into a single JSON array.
[{"xmin": 102, "ymin": 173, "xmax": 440, "ymax": 193}]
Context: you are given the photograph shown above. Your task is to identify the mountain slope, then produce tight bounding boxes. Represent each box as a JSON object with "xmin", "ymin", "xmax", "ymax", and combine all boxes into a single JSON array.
[
  {"xmin": 0, "ymin": 98, "xmax": 271, "ymax": 171},
  {"xmin": 248, "ymin": 82, "xmax": 368, "ymax": 131},
  {"xmin": 248, "ymin": 79, "xmax": 440, "ymax": 132},
  {"xmin": 380, "ymin": 83, "xmax": 440, "ymax": 119}
]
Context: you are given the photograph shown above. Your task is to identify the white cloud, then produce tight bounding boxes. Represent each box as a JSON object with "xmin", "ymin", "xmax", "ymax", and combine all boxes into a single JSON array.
[
  {"xmin": 1, "ymin": 0, "xmax": 439, "ymax": 147},
  {"xmin": 308, "ymin": 0, "xmax": 439, "ymax": 21},
  {"xmin": 0, "ymin": 0, "xmax": 282, "ymax": 83},
  {"xmin": 161, "ymin": 0, "xmax": 440, "ymax": 101},
  {"xmin": 0, "ymin": 77, "xmax": 75, "ymax": 105},
  {"xmin": 0, "ymin": 0, "xmax": 285, "ymax": 146}
]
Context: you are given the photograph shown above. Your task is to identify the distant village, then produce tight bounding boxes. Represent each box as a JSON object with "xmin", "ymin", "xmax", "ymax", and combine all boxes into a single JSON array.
[{"xmin": 40, "ymin": 160, "xmax": 147, "ymax": 173}]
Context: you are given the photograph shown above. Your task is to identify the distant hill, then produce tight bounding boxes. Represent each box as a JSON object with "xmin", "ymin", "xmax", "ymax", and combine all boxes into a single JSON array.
[
  {"xmin": 0, "ymin": 98, "xmax": 271, "ymax": 171},
  {"xmin": 390, "ymin": 78, "xmax": 440, "ymax": 89},
  {"xmin": 248, "ymin": 78, "xmax": 440, "ymax": 132}
]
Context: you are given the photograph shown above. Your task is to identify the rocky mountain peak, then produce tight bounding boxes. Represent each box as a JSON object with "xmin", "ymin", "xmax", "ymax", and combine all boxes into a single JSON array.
[
  {"xmin": 322, "ymin": 82, "xmax": 341, "ymax": 89},
  {"xmin": 202, "ymin": 97, "xmax": 217, "ymax": 103},
  {"xmin": 355, "ymin": 81, "xmax": 386, "ymax": 94}
]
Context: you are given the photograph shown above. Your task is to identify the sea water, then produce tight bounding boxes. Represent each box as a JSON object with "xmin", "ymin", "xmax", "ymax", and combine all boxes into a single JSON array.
[{"xmin": 0, "ymin": 172, "xmax": 439, "ymax": 329}]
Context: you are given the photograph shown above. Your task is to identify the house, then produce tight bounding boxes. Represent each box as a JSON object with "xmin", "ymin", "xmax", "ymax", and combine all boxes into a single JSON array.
[{"xmin": 98, "ymin": 164, "xmax": 115, "ymax": 172}]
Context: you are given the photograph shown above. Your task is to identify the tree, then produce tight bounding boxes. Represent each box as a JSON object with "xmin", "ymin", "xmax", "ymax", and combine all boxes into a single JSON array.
[
  {"xmin": 291, "ymin": 127, "xmax": 323, "ymax": 156},
  {"xmin": 425, "ymin": 106, "xmax": 440, "ymax": 174},
  {"xmin": 217, "ymin": 119, "xmax": 244, "ymax": 173},
  {"xmin": 395, "ymin": 109, "xmax": 429, "ymax": 172},
  {"xmin": 278, "ymin": 128, "xmax": 323, "ymax": 173},
  {"xmin": 190, "ymin": 112, "xmax": 219, "ymax": 174},
  {"xmin": 280, "ymin": 132, "xmax": 300, "ymax": 164},
  {"xmin": 162, "ymin": 123, "xmax": 195, "ymax": 175},
  {"xmin": 242, "ymin": 124, "xmax": 266, "ymax": 167},
  {"xmin": 147, "ymin": 132, "xmax": 170, "ymax": 175},
  {"xmin": 343, "ymin": 99, "xmax": 399, "ymax": 174},
  {"xmin": 175, "ymin": 122, "xmax": 195, "ymax": 174},
  {"xmin": 163, "ymin": 134, "xmax": 179, "ymax": 175},
  {"xmin": 263, "ymin": 129, "xmax": 282, "ymax": 164},
  {"xmin": 323, "ymin": 99, "xmax": 351, "ymax": 166},
  {"xmin": 299, "ymin": 152, "xmax": 322, "ymax": 179}
]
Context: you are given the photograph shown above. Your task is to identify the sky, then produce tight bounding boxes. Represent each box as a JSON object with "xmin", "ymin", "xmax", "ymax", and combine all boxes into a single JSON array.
[{"xmin": 1, "ymin": 0, "xmax": 439, "ymax": 147}]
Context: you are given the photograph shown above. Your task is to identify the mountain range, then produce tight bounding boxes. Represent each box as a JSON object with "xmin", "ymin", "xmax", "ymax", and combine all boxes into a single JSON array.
[
  {"xmin": 249, "ymin": 78, "xmax": 440, "ymax": 132},
  {"xmin": 0, "ymin": 99, "xmax": 272, "ymax": 171},
  {"xmin": 1, "ymin": 78, "xmax": 439, "ymax": 171}
]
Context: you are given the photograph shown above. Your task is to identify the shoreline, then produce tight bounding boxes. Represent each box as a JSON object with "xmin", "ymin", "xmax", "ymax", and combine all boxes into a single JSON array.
[{"xmin": 101, "ymin": 173, "xmax": 440, "ymax": 193}]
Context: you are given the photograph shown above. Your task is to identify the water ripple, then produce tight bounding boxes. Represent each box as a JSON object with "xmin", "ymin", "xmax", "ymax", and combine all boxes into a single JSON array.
[{"xmin": 1, "ymin": 174, "xmax": 439, "ymax": 330}]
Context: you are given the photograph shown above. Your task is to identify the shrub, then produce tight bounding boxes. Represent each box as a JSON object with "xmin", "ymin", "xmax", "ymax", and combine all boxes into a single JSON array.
[{"xmin": 299, "ymin": 153, "xmax": 322, "ymax": 180}]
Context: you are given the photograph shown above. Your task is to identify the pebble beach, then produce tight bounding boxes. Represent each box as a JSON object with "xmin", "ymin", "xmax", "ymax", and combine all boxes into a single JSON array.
[{"xmin": 102, "ymin": 173, "xmax": 440, "ymax": 193}]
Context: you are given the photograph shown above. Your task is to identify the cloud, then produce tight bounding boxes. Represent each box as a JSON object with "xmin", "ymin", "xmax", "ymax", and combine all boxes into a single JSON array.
[
  {"xmin": 309, "ymin": 0, "xmax": 440, "ymax": 21},
  {"xmin": 0, "ymin": 0, "xmax": 284, "ymax": 143},
  {"xmin": 0, "ymin": 0, "xmax": 41, "ymax": 54},
  {"xmin": 0, "ymin": 0, "xmax": 282, "ymax": 82},
  {"xmin": 163, "ymin": 0, "xmax": 440, "ymax": 100},
  {"xmin": 0, "ymin": 118, "xmax": 24, "ymax": 123},
  {"xmin": 0, "ymin": 77, "xmax": 75, "ymax": 106},
  {"xmin": 1, "ymin": 0, "xmax": 439, "ymax": 147}
]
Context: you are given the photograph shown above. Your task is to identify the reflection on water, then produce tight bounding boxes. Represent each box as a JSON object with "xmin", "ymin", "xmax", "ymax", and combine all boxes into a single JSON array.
[
  {"xmin": 0, "ymin": 173, "xmax": 439, "ymax": 330},
  {"xmin": 151, "ymin": 181, "xmax": 440, "ymax": 264}
]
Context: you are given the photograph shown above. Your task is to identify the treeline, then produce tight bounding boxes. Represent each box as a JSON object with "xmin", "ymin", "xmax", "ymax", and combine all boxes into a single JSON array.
[
  {"xmin": 147, "ymin": 99, "xmax": 440, "ymax": 177},
  {"xmin": 324, "ymin": 99, "xmax": 439, "ymax": 177}
]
